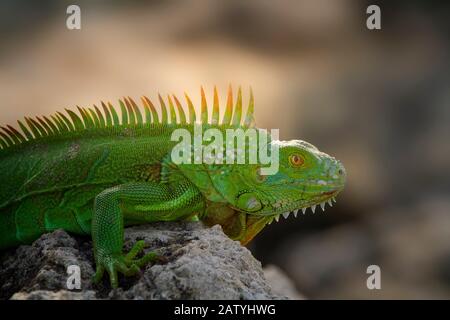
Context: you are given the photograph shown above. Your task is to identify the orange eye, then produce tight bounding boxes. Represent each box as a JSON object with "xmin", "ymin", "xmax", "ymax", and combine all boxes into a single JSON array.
[{"xmin": 289, "ymin": 154, "xmax": 304, "ymax": 167}]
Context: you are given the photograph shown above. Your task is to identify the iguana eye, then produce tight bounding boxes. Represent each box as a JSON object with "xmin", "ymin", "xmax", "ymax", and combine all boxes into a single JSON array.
[{"xmin": 289, "ymin": 154, "xmax": 304, "ymax": 167}]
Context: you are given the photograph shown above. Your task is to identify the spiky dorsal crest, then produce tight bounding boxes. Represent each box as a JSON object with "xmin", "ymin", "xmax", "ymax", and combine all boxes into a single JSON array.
[{"xmin": 0, "ymin": 86, "xmax": 256, "ymax": 152}]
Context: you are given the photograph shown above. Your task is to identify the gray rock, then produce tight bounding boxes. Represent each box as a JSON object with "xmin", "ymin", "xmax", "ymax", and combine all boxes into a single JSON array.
[
  {"xmin": 263, "ymin": 265, "xmax": 305, "ymax": 299},
  {"xmin": 0, "ymin": 229, "xmax": 95, "ymax": 299},
  {"xmin": 11, "ymin": 290, "xmax": 98, "ymax": 300},
  {"xmin": 0, "ymin": 222, "xmax": 287, "ymax": 300}
]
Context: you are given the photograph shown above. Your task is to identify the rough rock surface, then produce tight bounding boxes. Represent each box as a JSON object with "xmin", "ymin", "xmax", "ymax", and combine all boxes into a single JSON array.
[
  {"xmin": 263, "ymin": 265, "xmax": 304, "ymax": 300},
  {"xmin": 0, "ymin": 222, "xmax": 287, "ymax": 300}
]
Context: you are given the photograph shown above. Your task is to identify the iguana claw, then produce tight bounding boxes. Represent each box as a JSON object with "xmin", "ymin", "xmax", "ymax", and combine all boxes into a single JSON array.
[{"xmin": 92, "ymin": 240, "xmax": 159, "ymax": 288}]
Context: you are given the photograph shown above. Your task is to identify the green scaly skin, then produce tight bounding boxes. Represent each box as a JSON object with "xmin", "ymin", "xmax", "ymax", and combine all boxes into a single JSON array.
[{"xmin": 0, "ymin": 87, "xmax": 346, "ymax": 288}]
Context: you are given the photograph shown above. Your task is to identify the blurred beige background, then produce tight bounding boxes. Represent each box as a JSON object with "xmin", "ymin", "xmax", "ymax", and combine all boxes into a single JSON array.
[{"xmin": 0, "ymin": 0, "xmax": 449, "ymax": 298}]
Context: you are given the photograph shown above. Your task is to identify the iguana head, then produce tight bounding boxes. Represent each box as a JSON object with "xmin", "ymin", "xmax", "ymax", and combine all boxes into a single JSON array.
[
  {"xmin": 183, "ymin": 137, "xmax": 346, "ymax": 245},
  {"xmin": 241, "ymin": 139, "xmax": 346, "ymax": 216},
  {"xmin": 168, "ymin": 86, "xmax": 346, "ymax": 244}
]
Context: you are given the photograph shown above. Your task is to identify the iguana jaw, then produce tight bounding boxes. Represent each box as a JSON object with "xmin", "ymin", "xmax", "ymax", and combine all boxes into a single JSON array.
[
  {"xmin": 238, "ymin": 190, "xmax": 342, "ymax": 245},
  {"xmin": 265, "ymin": 190, "xmax": 341, "ymax": 224}
]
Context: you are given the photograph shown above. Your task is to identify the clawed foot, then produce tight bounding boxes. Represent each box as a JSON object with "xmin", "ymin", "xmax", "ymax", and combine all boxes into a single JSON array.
[{"xmin": 92, "ymin": 240, "xmax": 160, "ymax": 288}]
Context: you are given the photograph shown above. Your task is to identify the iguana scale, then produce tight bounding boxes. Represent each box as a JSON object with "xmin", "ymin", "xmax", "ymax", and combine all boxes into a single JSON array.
[{"xmin": 0, "ymin": 86, "xmax": 346, "ymax": 288}]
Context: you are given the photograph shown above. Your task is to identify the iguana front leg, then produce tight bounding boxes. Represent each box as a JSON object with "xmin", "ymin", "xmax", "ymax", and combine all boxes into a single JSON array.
[{"xmin": 91, "ymin": 180, "xmax": 204, "ymax": 288}]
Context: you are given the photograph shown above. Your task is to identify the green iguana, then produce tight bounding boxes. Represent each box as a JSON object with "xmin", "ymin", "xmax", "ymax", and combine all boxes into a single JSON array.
[{"xmin": 0, "ymin": 86, "xmax": 346, "ymax": 288}]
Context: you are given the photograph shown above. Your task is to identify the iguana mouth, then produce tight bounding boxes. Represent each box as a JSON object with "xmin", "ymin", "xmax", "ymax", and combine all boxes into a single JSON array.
[
  {"xmin": 322, "ymin": 190, "xmax": 339, "ymax": 195},
  {"xmin": 240, "ymin": 191, "xmax": 339, "ymax": 245},
  {"xmin": 266, "ymin": 190, "xmax": 341, "ymax": 223}
]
